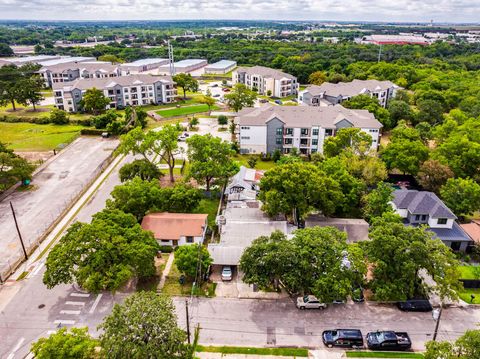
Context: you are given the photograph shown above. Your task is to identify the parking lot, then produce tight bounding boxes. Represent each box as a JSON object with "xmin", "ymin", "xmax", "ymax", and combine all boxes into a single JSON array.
[{"xmin": 0, "ymin": 137, "xmax": 118, "ymax": 280}]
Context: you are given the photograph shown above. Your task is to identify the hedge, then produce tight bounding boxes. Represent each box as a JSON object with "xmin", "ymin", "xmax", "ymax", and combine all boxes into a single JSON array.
[{"xmin": 80, "ymin": 128, "xmax": 108, "ymax": 136}]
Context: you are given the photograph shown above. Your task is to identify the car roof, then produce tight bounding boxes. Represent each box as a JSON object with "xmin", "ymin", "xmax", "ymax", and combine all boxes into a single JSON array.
[{"xmin": 337, "ymin": 329, "xmax": 362, "ymax": 338}]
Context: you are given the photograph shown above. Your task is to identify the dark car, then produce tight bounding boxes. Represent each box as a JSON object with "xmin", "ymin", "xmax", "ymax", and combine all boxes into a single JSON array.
[
  {"xmin": 322, "ymin": 329, "xmax": 364, "ymax": 348},
  {"xmin": 366, "ymin": 331, "xmax": 412, "ymax": 351},
  {"xmin": 397, "ymin": 299, "xmax": 432, "ymax": 312},
  {"xmin": 352, "ymin": 285, "xmax": 365, "ymax": 303}
]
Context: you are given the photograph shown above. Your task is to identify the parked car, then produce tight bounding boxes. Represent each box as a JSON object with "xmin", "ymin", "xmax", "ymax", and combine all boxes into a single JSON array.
[
  {"xmin": 259, "ymin": 99, "xmax": 269, "ymax": 103},
  {"xmin": 221, "ymin": 266, "xmax": 233, "ymax": 281},
  {"xmin": 222, "ymin": 88, "xmax": 230, "ymax": 92},
  {"xmin": 292, "ymin": 98, "xmax": 298, "ymax": 102},
  {"xmin": 211, "ymin": 84, "xmax": 219, "ymax": 87},
  {"xmin": 274, "ymin": 99, "xmax": 283, "ymax": 105},
  {"xmin": 397, "ymin": 299, "xmax": 432, "ymax": 312},
  {"xmin": 177, "ymin": 132, "xmax": 189, "ymax": 141},
  {"xmin": 322, "ymin": 329, "xmax": 364, "ymax": 348},
  {"xmin": 213, "ymin": 94, "xmax": 221, "ymax": 97},
  {"xmin": 366, "ymin": 331, "xmax": 412, "ymax": 351},
  {"xmin": 296, "ymin": 295, "xmax": 327, "ymax": 310}
]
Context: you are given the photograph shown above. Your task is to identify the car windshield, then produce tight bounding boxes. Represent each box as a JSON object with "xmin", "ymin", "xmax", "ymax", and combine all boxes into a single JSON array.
[
  {"xmin": 223, "ymin": 268, "xmax": 231, "ymax": 273},
  {"xmin": 303, "ymin": 295, "xmax": 309, "ymax": 302}
]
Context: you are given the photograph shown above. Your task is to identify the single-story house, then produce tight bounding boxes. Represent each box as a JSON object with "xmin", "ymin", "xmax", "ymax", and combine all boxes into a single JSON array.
[
  {"xmin": 460, "ymin": 220, "xmax": 480, "ymax": 247},
  {"xmin": 141, "ymin": 212, "xmax": 208, "ymax": 246},
  {"xmin": 305, "ymin": 215, "xmax": 370, "ymax": 242}
]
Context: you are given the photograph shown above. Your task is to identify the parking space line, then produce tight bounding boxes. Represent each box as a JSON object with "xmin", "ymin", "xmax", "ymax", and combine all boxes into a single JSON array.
[
  {"xmin": 7, "ymin": 337, "xmax": 25, "ymax": 359},
  {"xmin": 60, "ymin": 310, "xmax": 81, "ymax": 315},
  {"xmin": 65, "ymin": 301, "xmax": 86, "ymax": 306},
  {"xmin": 70, "ymin": 293, "xmax": 90, "ymax": 298},
  {"xmin": 54, "ymin": 319, "xmax": 75, "ymax": 325},
  {"xmin": 89, "ymin": 294, "xmax": 103, "ymax": 314}
]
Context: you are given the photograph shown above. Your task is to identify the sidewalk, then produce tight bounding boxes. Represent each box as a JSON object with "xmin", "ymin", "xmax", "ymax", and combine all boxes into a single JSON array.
[
  {"xmin": 197, "ymin": 353, "xmax": 307, "ymax": 359},
  {"xmin": 158, "ymin": 252, "xmax": 174, "ymax": 290}
]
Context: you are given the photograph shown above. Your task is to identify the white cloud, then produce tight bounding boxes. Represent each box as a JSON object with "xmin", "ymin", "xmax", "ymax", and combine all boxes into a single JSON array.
[{"xmin": 0, "ymin": 0, "xmax": 478, "ymax": 22}]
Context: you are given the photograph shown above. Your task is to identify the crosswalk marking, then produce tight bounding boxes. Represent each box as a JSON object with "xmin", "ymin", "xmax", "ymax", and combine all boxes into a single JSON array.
[
  {"xmin": 60, "ymin": 310, "xmax": 81, "ymax": 315},
  {"xmin": 65, "ymin": 301, "xmax": 86, "ymax": 306},
  {"xmin": 54, "ymin": 319, "xmax": 75, "ymax": 325},
  {"xmin": 70, "ymin": 292, "xmax": 90, "ymax": 298}
]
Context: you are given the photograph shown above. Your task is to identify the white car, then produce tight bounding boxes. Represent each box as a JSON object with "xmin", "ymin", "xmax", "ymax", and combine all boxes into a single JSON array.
[
  {"xmin": 221, "ymin": 266, "xmax": 233, "ymax": 281},
  {"xmin": 296, "ymin": 295, "xmax": 327, "ymax": 310}
]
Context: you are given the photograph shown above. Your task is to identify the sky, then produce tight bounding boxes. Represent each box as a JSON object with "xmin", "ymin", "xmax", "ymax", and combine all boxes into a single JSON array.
[{"xmin": 0, "ymin": 0, "xmax": 479, "ymax": 23}]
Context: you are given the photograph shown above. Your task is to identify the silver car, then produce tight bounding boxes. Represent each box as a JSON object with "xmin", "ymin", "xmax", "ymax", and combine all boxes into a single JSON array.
[
  {"xmin": 296, "ymin": 295, "xmax": 327, "ymax": 310},
  {"xmin": 221, "ymin": 266, "xmax": 232, "ymax": 281}
]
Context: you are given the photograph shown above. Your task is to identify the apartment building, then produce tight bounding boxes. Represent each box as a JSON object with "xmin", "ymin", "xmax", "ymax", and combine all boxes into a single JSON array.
[
  {"xmin": 53, "ymin": 74, "xmax": 176, "ymax": 113},
  {"xmin": 237, "ymin": 104, "xmax": 382, "ymax": 155},
  {"xmin": 299, "ymin": 79, "xmax": 400, "ymax": 108},
  {"xmin": 40, "ymin": 61, "xmax": 121, "ymax": 87},
  {"xmin": 232, "ymin": 66, "xmax": 298, "ymax": 98}
]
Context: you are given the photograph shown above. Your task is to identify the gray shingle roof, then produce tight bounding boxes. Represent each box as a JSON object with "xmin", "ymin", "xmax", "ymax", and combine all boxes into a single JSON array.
[
  {"xmin": 304, "ymin": 79, "xmax": 399, "ymax": 98},
  {"xmin": 393, "ymin": 190, "xmax": 456, "ymax": 219},
  {"xmin": 53, "ymin": 74, "xmax": 174, "ymax": 91},
  {"xmin": 236, "ymin": 65, "xmax": 296, "ymax": 80},
  {"xmin": 237, "ymin": 103, "xmax": 382, "ymax": 129}
]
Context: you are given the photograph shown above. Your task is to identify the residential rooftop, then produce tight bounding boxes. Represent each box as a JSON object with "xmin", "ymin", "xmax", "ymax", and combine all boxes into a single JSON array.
[
  {"xmin": 392, "ymin": 190, "xmax": 456, "ymax": 219},
  {"xmin": 237, "ymin": 103, "xmax": 382, "ymax": 129},
  {"xmin": 236, "ymin": 65, "xmax": 296, "ymax": 80},
  {"xmin": 52, "ymin": 74, "xmax": 174, "ymax": 91},
  {"xmin": 304, "ymin": 79, "xmax": 400, "ymax": 98},
  {"xmin": 141, "ymin": 212, "xmax": 208, "ymax": 240}
]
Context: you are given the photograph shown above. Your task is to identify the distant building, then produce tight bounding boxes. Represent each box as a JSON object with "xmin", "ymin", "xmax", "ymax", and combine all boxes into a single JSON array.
[
  {"xmin": 236, "ymin": 103, "xmax": 382, "ymax": 155},
  {"xmin": 141, "ymin": 212, "xmax": 208, "ymax": 246},
  {"xmin": 299, "ymin": 79, "xmax": 401, "ymax": 108},
  {"xmin": 361, "ymin": 34, "xmax": 430, "ymax": 45},
  {"xmin": 0, "ymin": 55, "xmax": 61, "ymax": 67},
  {"xmin": 232, "ymin": 66, "xmax": 298, "ymax": 98},
  {"xmin": 391, "ymin": 190, "xmax": 472, "ymax": 251},
  {"xmin": 120, "ymin": 58, "xmax": 170, "ymax": 74},
  {"xmin": 53, "ymin": 74, "xmax": 176, "ymax": 112},
  {"xmin": 159, "ymin": 59, "xmax": 208, "ymax": 75},
  {"xmin": 204, "ymin": 60, "xmax": 237, "ymax": 74}
]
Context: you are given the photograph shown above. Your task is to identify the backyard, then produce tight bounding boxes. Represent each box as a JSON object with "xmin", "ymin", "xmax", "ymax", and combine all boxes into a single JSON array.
[
  {"xmin": 234, "ymin": 154, "xmax": 277, "ymax": 170},
  {"xmin": 457, "ymin": 265, "xmax": 480, "ymax": 304}
]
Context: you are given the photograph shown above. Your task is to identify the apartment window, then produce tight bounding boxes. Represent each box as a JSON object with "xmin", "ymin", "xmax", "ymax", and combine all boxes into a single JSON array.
[
  {"xmin": 300, "ymin": 139, "xmax": 308, "ymax": 145},
  {"xmin": 125, "ymin": 95, "xmax": 129, "ymax": 99},
  {"xmin": 276, "ymin": 128, "xmax": 283, "ymax": 136},
  {"xmin": 161, "ymin": 239, "xmax": 170, "ymax": 243},
  {"xmin": 116, "ymin": 89, "xmax": 121, "ymax": 95},
  {"xmin": 312, "ymin": 139, "xmax": 318, "ymax": 146},
  {"xmin": 186, "ymin": 236, "xmax": 194, "ymax": 243},
  {"xmin": 421, "ymin": 215, "xmax": 427, "ymax": 221},
  {"xmin": 276, "ymin": 138, "xmax": 282, "ymax": 145},
  {"xmin": 54, "ymin": 91, "xmax": 62, "ymax": 97},
  {"xmin": 312, "ymin": 129, "xmax": 319, "ymax": 136},
  {"xmin": 285, "ymin": 128, "xmax": 293, "ymax": 136},
  {"xmin": 437, "ymin": 218, "xmax": 448, "ymax": 225},
  {"xmin": 284, "ymin": 138, "xmax": 292, "ymax": 145},
  {"xmin": 124, "ymin": 88, "xmax": 129, "ymax": 92},
  {"xmin": 301, "ymin": 128, "xmax": 309, "ymax": 136},
  {"xmin": 415, "ymin": 215, "xmax": 420, "ymax": 221},
  {"xmin": 108, "ymin": 90, "xmax": 114, "ymax": 95},
  {"xmin": 325, "ymin": 129, "xmax": 333, "ymax": 136}
]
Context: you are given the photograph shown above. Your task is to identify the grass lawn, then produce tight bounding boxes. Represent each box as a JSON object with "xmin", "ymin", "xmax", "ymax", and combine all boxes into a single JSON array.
[
  {"xmin": 157, "ymin": 104, "xmax": 220, "ymax": 118},
  {"xmin": 161, "ymin": 260, "xmax": 216, "ymax": 297},
  {"xmin": 458, "ymin": 265, "xmax": 480, "ymax": 280},
  {"xmin": 458, "ymin": 288, "xmax": 480, "ymax": 304},
  {"xmin": 0, "ymin": 122, "xmax": 84, "ymax": 151},
  {"xmin": 137, "ymin": 253, "xmax": 170, "ymax": 292},
  {"xmin": 197, "ymin": 346, "xmax": 308, "ymax": 357},
  {"xmin": 193, "ymin": 196, "xmax": 221, "ymax": 229},
  {"xmin": 234, "ymin": 154, "xmax": 277, "ymax": 170},
  {"xmin": 346, "ymin": 352, "xmax": 424, "ymax": 358},
  {"xmin": 0, "ymin": 104, "xmax": 53, "ymax": 119}
]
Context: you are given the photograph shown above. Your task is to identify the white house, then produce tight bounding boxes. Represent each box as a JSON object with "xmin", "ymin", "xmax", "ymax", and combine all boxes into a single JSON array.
[
  {"xmin": 141, "ymin": 212, "xmax": 208, "ymax": 246},
  {"xmin": 236, "ymin": 104, "xmax": 382, "ymax": 155}
]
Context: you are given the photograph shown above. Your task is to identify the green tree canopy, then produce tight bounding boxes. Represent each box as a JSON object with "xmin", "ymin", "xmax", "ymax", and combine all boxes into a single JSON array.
[
  {"xmin": 440, "ymin": 178, "xmax": 480, "ymax": 219},
  {"xmin": 387, "ymin": 99, "xmax": 413, "ymax": 126},
  {"xmin": 308, "ymin": 71, "xmax": 327, "ymax": 85},
  {"xmin": 361, "ymin": 182, "xmax": 395, "ymax": 223},
  {"xmin": 0, "ymin": 142, "xmax": 35, "ymax": 192},
  {"xmin": 172, "ymin": 73, "xmax": 198, "ymax": 99},
  {"xmin": 43, "ymin": 209, "xmax": 160, "ymax": 292},
  {"xmin": 49, "ymin": 108, "xmax": 70, "ymax": 125},
  {"xmin": 0, "ymin": 43, "xmax": 14, "ymax": 57},
  {"xmin": 363, "ymin": 218, "xmax": 461, "ymax": 301},
  {"xmin": 186, "ymin": 134, "xmax": 238, "ymax": 191},
  {"xmin": 198, "ymin": 95, "xmax": 216, "ymax": 114},
  {"xmin": 175, "ymin": 244, "xmax": 212, "ymax": 284},
  {"xmin": 258, "ymin": 162, "xmax": 344, "ymax": 220},
  {"xmin": 416, "ymin": 159, "xmax": 453, "ymax": 194},
  {"xmin": 323, "ymin": 127, "xmax": 373, "ymax": 158},
  {"xmin": 425, "ymin": 329, "xmax": 480, "ymax": 359},
  {"xmin": 31, "ymin": 327, "xmax": 97, "ymax": 359},
  {"xmin": 342, "ymin": 94, "xmax": 392, "ymax": 129},
  {"xmin": 99, "ymin": 292, "xmax": 193, "ymax": 359},
  {"xmin": 81, "ymin": 88, "xmax": 110, "ymax": 115},
  {"xmin": 119, "ymin": 159, "xmax": 162, "ymax": 182},
  {"xmin": 380, "ymin": 136, "xmax": 429, "ymax": 175},
  {"xmin": 224, "ymin": 83, "xmax": 257, "ymax": 112}
]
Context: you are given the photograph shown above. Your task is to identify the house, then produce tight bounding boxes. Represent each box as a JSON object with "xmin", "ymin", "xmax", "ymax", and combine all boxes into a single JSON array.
[
  {"xmin": 204, "ymin": 60, "xmax": 237, "ymax": 74},
  {"xmin": 232, "ymin": 66, "xmax": 298, "ymax": 98},
  {"xmin": 391, "ymin": 190, "xmax": 472, "ymax": 251},
  {"xmin": 236, "ymin": 103, "xmax": 382, "ymax": 155},
  {"xmin": 224, "ymin": 166, "xmax": 264, "ymax": 202},
  {"xmin": 299, "ymin": 79, "xmax": 400, "ymax": 108},
  {"xmin": 53, "ymin": 74, "xmax": 176, "ymax": 112},
  {"xmin": 460, "ymin": 220, "xmax": 480, "ymax": 248},
  {"xmin": 141, "ymin": 212, "xmax": 208, "ymax": 246},
  {"xmin": 305, "ymin": 215, "xmax": 370, "ymax": 243},
  {"xmin": 40, "ymin": 61, "xmax": 121, "ymax": 88}
]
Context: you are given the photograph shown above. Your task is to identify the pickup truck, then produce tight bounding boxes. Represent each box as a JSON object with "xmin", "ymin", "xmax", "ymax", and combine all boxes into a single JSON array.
[{"xmin": 366, "ymin": 331, "xmax": 412, "ymax": 351}]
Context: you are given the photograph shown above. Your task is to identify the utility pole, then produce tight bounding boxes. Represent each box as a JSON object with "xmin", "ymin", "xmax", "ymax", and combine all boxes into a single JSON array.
[
  {"xmin": 168, "ymin": 40, "xmax": 175, "ymax": 76},
  {"xmin": 185, "ymin": 299, "xmax": 191, "ymax": 344},
  {"xmin": 10, "ymin": 201, "xmax": 28, "ymax": 261},
  {"xmin": 432, "ymin": 306, "xmax": 443, "ymax": 341},
  {"xmin": 377, "ymin": 44, "xmax": 383, "ymax": 63}
]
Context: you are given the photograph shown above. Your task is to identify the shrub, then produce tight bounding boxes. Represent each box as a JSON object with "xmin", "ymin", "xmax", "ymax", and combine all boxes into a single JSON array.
[
  {"xmin": 49, "ymin": 108, "xmax": 70, "ymax": 125},
  {"xmin": 159, "ymin": 245, "xmax": 173, "ymax": 253}
]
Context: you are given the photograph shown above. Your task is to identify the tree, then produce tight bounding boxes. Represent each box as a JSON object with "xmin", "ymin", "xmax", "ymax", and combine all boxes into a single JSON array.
[
  {"xmin": 440, "ymin": 178, "xmax": 480, "ymax": 219},
  {"xmin": 417, "ymin": 159, "xmax": 453, "ymax": 193},
  {"xmin": 434, "ymin": 135, "xmax": 480, "ymax": 179},
  {"xmin": 99, "ymin": 292, "xmax": 193, "ymax": 359},
  {"xmin": 308, "ymin": 71, "xmax": 327, "ymax": 85},
  {"xmin": 415, "ymin": 99, "xmax": 445, "ymax": 125},
  {"xmin": 0, "ymin": 143, "xmax": 35, "ymax": 191},
  {"xmin": 119, "ymin": 159, "xmax": 161, "ymax": 182},
  {"xmin": 92, "ymin": 109, "xmax": 119, "ymax": 129},
  {"xmin": 342, "ymin": 94, "xmax": 392, "ymax": 129},
  {"xmin": 247, "ymin": 156, "xmax": 258, "ymax": 168},
  {"xmin": 0, "ymin": 43, "xmax": 13, "ymax": 57},
  {"xmin": 323, "ymin": 128, "xmax": 373, "ymax": 158},
  {"xmin": 98, "ymin": 54, "xmax": 124, "ymax": 63},
  {"xmin": 31, "ymin": 327, "xmax": 97, "ymax": 359},
  {"xmin": 217, "ymin": 115, "xmax": 228, "ymax": 127},
  {"xmin": 175, "ymin": 244, "xmax": 212, "ymax": 284},
  {"xmin": 188, "ymin": 117, "xmax": 199, "ymax": 130},
  {"xmin": 341, "ymin": 152, "xmax": 387, "ymax": 187},
  {"xmin": 22, "ymin": 75, "xmax": 45, "ymax": 110},
  {"xmin": 49, "ymin": 108, "xmax": 69, "ymax": 125},
  {"xmin": 124, "ymin": 106, "xmax": 147, "ymax": 130},
  {"xmin": 380, "ymin": 138, "xmax": 429, "ymax": 175},
  {"xmin": 258, "ymin": 162, "xmax": 344, "ymax": 220},
  {"xmin": 172, "ymin": 73, "xmax": 198, "ymax": 99},
  {"xmin": 43, "ymin": 209, "xmax": 160, "ymax": 292},
  {"xmin": 425, "ymin": 330, "xmax": 480, "ymax": 359},
  {"xmin": 240, "ymin": 227, "xmax": 366, "ymax": 302},
  {"xmin": 198, "ymin": 95, "xmax": 216, "ymax": 114},
  {"xmin": 363, "ymin": 219, "xmax": 462, "ymax": 302},
  {"xmin": 186, "ymin": 134, "xmax": 239, "ymax": 191},
  {"xmin": 0, "ymin": 65, "xmax": 28, "ymax": 111},
  {"xmin": 224, "ymin": 83, "xmax": 257, "ymax": 112},
  {"xmin": 81, "ymin": 88, "xmax": 110, "ymax": 115},
  {"xmin": 387, "ymin": 99, "xmax": 413, "ymax": 126},
  {"xmin": 361, "ymin": 182, "xmax": 394, "ymax": 223}
]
